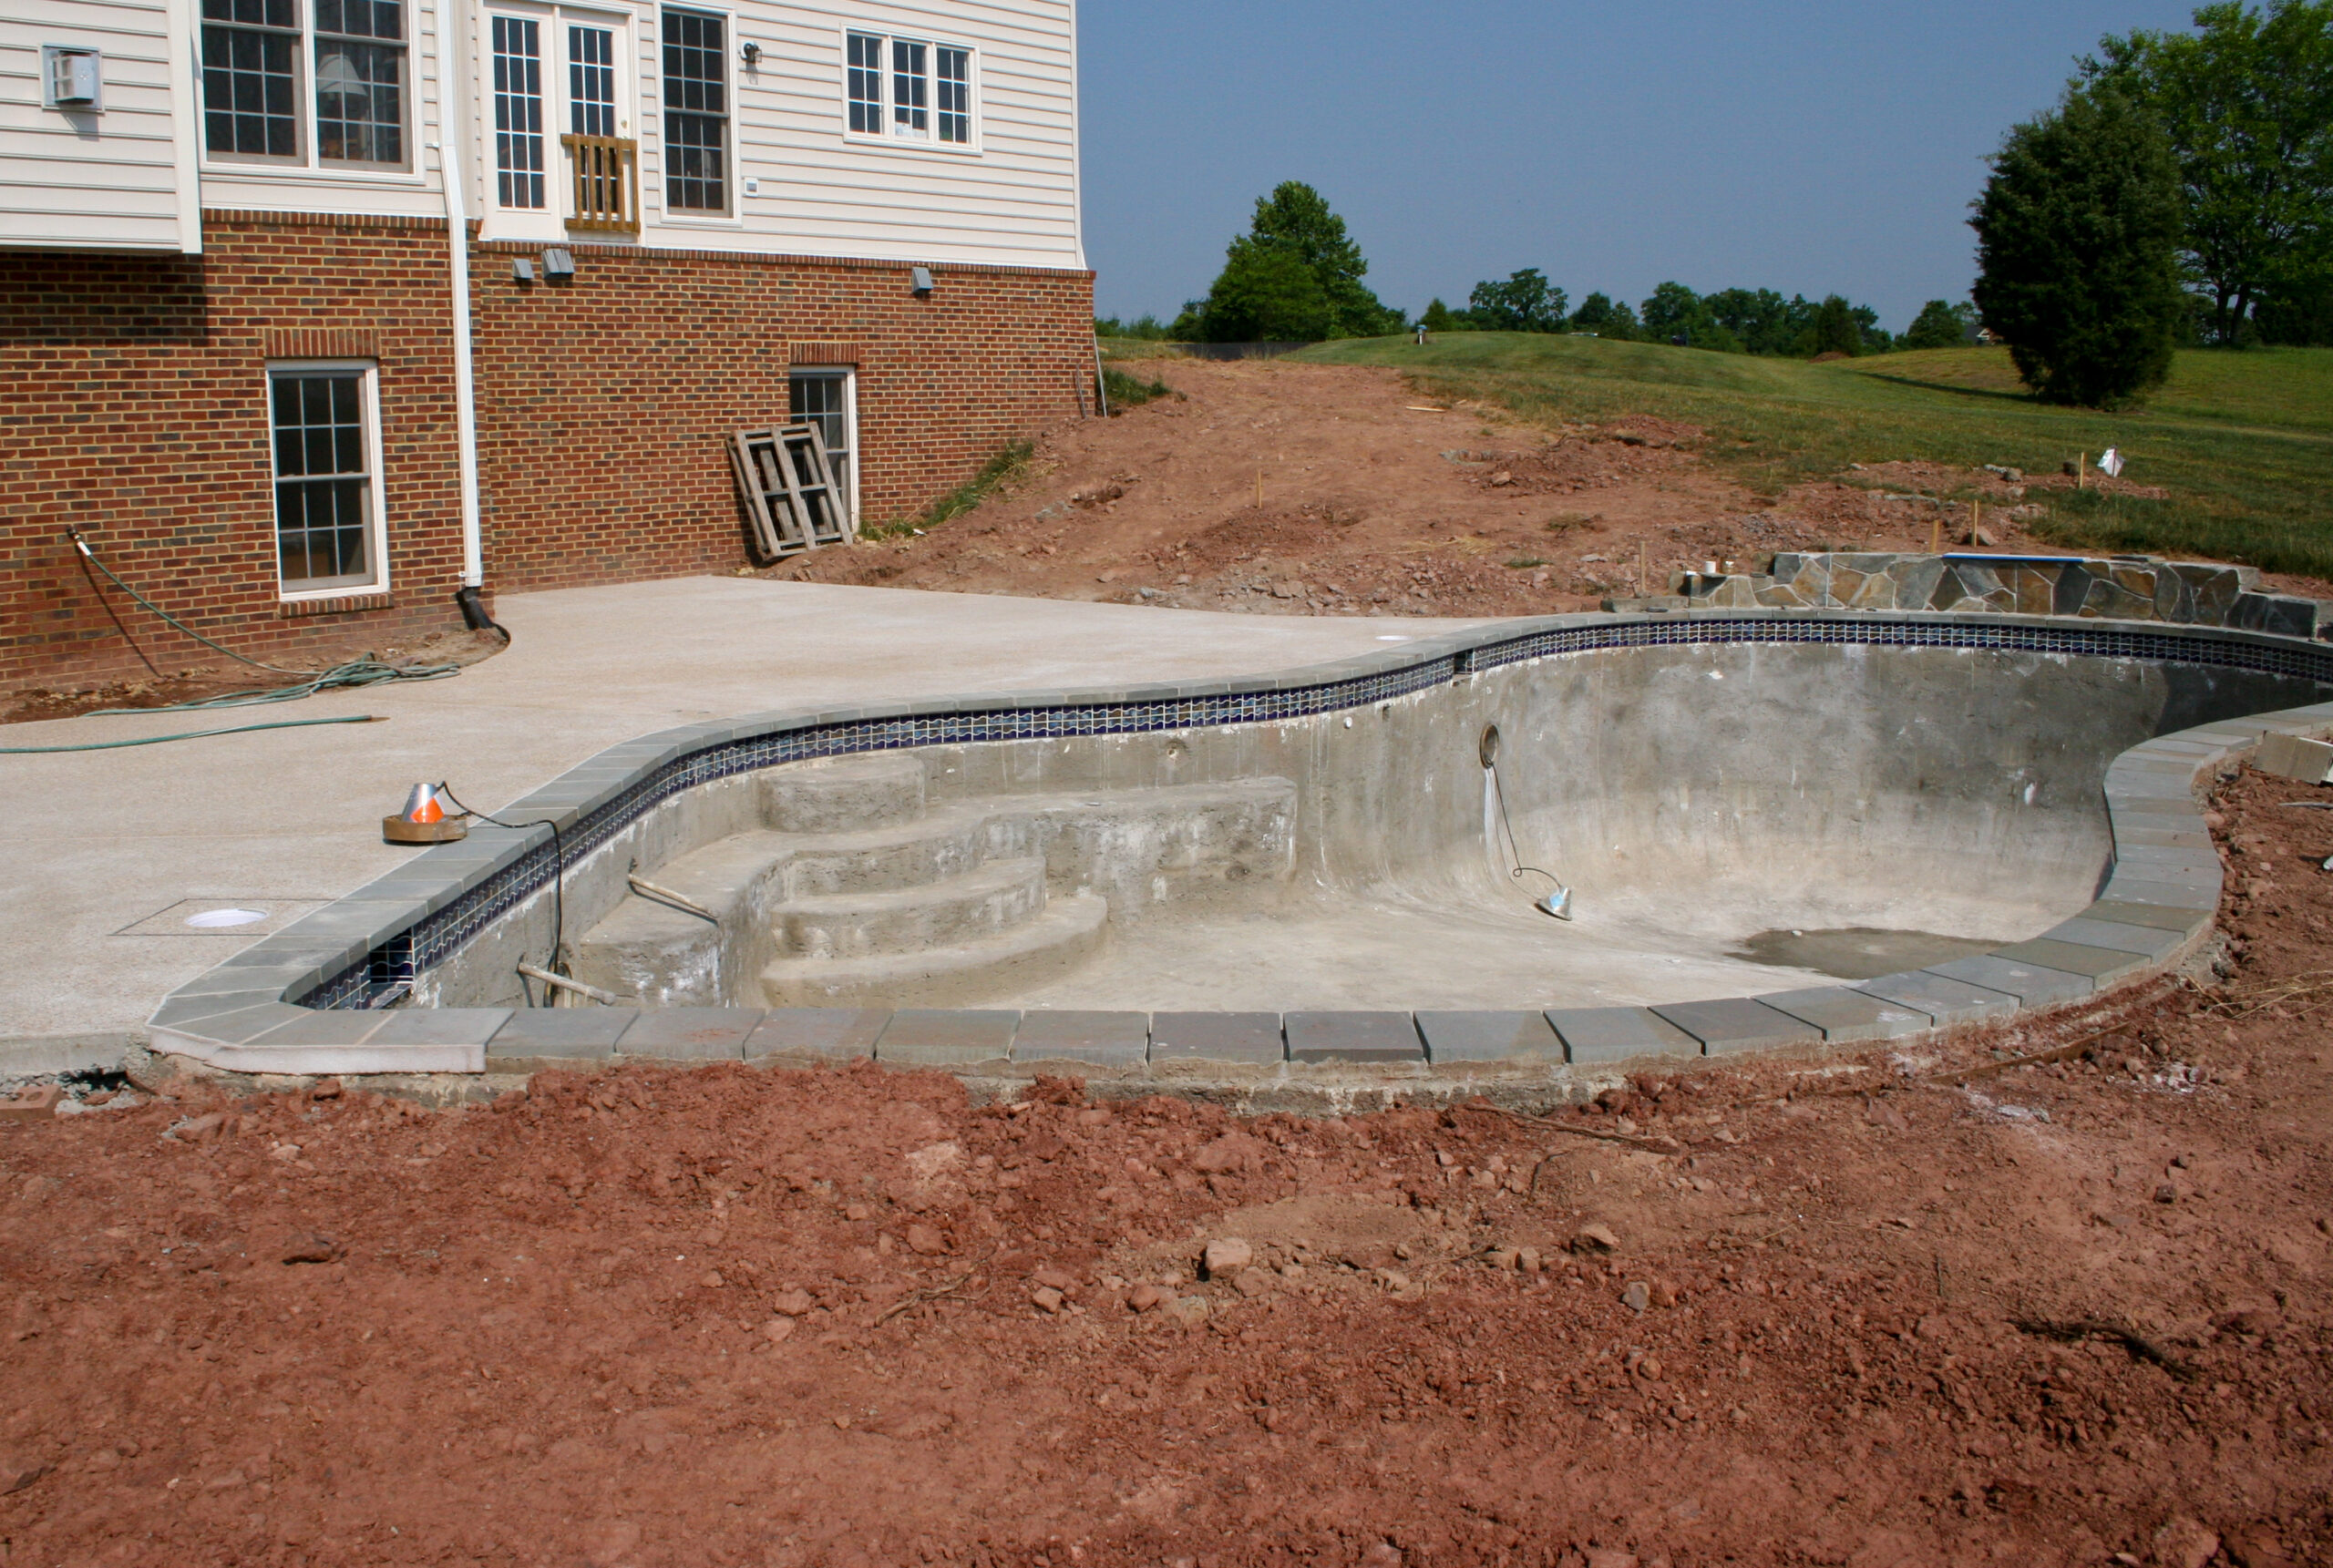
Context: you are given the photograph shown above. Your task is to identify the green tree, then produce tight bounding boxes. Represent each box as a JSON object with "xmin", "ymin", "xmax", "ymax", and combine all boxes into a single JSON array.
[
  {"xmin": 1419, "ymin": 297, "xmax": 1473, "ymax": 332},
  {"xmin": 1240, "ymin": 181, "xmax": 1404, "ymax": 338},
  {"xmin": 2086, "ymin": 2, "xmax": 2333, "ymax": 344},
  {"xmin": 1800, "ymin": 295, "xmax": 1865, "ymax": 357},
  {"xmin": 1639, "ymin": 282, "xmax": 1749, "ymax": 350},
  {"xmin": 1467, "ymin": 268, "xmax": 1567, "ymax": 332},
  {"xmin": 1902, "ymin": 300, "xmax": 1978, "ymax": 350},
  {"xmin": 1190, "ymin": 240, "xmax": 1339, "ymax": 342},
  {"xmin": 1569, "ymin": 292, "xmax": 1639, "ymax": 339},
  {"xmin": 1972, "ymin": 84, "xmax": 2188, "ymax": 405}
]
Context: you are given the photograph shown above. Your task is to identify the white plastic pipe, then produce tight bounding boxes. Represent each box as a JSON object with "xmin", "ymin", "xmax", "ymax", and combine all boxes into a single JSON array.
[{"xmin": 431, "ymin": 132, "xmax": 485, "ymax": 589}]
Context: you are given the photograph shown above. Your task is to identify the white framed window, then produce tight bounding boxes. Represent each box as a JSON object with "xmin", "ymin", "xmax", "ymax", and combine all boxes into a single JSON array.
[
  {"xmin": 661, "ymin": 6, "xmax": 729, "ymax": 212},
  {"xmin": 267, "ymin": 362, "xmax": 388, "ymax": 599},
  {"xmin": 198, "ymin": 0, "xmax": 411, "ymax": 170},
  {"xmin": 789, "ymin": 368, "xmax": 857, "ymax": 528},
  {"xmin": 841, "ymin": 29, "xmax": 974, "ymax": 149}
]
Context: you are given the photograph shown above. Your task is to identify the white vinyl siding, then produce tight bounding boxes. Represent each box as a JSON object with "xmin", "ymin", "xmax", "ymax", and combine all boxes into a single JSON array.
[{"xmin": 0, "ymin": 0, "xmax": 200, "ymax": 251}]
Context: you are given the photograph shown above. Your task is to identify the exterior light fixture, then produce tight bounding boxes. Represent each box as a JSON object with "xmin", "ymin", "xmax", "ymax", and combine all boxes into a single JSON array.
[{"xmin": 740, "ymin": 40, "xmax": 761, "ymax": 66}]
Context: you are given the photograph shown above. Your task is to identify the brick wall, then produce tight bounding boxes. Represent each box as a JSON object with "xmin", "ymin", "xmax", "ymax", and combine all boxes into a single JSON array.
[{"xmin": 0, "ymin": 213, "xmax": 1094, "ymax": 691}]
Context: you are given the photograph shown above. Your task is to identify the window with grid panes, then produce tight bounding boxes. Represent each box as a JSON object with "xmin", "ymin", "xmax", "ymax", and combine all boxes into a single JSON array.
[
  {"xmin": 270, "ymin": 367, "xmax": 381, "ymax": 591},
  {"xmin": 661, "ymin": 9, "xmax": 726, "ymax": 211},
  {"xmin": 889, "ymin": 37, "xmax": 926, "ymax": 137},
  {"xmin": 788, "ymin": 371, "xmax": 854, "ymax": 523},
  {"xmin": 841, "ymin": 33, "xmax": 972, "ymax": 147},
  {"xmin": 491, "ymin": 15, "xmax": 544, "ymax": 208},
  {"xmin": 313, "ymin": 0, "xmax": 405, "ymax": 164},
  {"xmin": 845, "ymin": 32, "xmax": 881, "ymax": 133},
  {"xmin": 935, "ymin": 46, "xmax": 969, "ymax": 143},
  {"xmin": 570, "ymin": 23, "xmax": 616, "ymax": 135},
  {"xmin": 200, "ymin": 0, "xmax": 301, "ymax": 159}
]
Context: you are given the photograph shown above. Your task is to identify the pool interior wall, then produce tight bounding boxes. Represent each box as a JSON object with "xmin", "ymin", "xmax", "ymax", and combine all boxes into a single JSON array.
[{"xmin": 417, "ymin": 639, "xmax": 2322, "ymax": 1016}]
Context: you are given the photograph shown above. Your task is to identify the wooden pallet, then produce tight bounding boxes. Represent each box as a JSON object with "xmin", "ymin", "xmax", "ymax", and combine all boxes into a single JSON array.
[{"xmin": 730, "ymin": 423, "xmax": 852, "ymax": 560}]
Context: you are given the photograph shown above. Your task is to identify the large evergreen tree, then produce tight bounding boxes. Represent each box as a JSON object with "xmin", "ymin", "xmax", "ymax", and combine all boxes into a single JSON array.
[
  {"xmin": 1187, "ymin": 182, "xmax": 1402, "ymax": 343},
  {"xmin": 2086, "ymin": 1, "xmax": 2333, "ymax": 343},
  {"xmin": 1971, "ymin": 84, "xmax": 2188, "ymax": 406}
]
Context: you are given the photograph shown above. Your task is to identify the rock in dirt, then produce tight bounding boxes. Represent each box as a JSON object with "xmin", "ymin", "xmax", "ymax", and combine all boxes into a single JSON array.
[
  {"xmin": 1865, "ymin": 1097, "xmax": 1910, "ymax": 1131},
  {"xmin": 2225, "ymin": 1522, "xmax": 2296, "ymax": 1568},
  {"xmin": 1, "ymin": 1462, "xmax": 50, "ymax": 1495},
  {"xmin": 2153, "ymin": 1515, "xmax": 2220, "ymax": 1568},
  {"xmin": 769, "ymin": 1289, "xmax": 815, "ymax": 1317},
  {"xmin": 1192, "ymin": 1133, "xmax": 1268, "ymax": 1175},
  {"xmin": 760, "ymin": 1317, "xmax": 795, "ymax": 1345},
  {"xmin": 1203, "ymin": 1238, "xmax": 1254, "ymax": 1276},
  {"xmin": 278, "ymin": 1232, "xmax": 343, "ymax": 1266},
  {"xmin": 1571, "ymin": 1224, "xmax": 1621, "ymax": 1255},
  {"xmin": 1125, "ymin": 1283, "xmax": 1165, "ymax": 1313},
  {"xmin": 1233, "ymin": 1267, "xmax": 1273, "ymax": 1298},
  {"xmin": 1031, "ymin": 1286, "xmax": 1065, "ymax": 1315},
  {"xmin": 1031, "ymin": 1266, "xmax": 1080, "ymax": 1297},
  {"xmin": 170, "ymin": 1112, "xmax": 225, "ymax": 1143},
  {"xmin": 905, "ymin": 1224, "xmax": 948, "ymax": 1256},
  {"xmin": 1621, "ymin": 1282, "xmax": 1651, "ymax": 1314}
]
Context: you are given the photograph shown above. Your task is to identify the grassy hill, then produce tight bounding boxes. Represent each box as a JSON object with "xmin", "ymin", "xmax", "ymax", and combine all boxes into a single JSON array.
[{"xmin": 1300, "ymin": 333, "xmax": 2333, "ymax": 580}]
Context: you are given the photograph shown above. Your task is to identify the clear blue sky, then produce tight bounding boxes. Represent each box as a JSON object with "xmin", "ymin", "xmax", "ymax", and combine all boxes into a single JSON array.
[{"xmin": 1077, "ymin": 0, "xmax": 2204, "ymax": 333}]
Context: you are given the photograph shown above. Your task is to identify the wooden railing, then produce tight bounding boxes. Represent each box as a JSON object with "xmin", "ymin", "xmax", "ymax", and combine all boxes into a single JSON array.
[{"xmin": 560, "ymin": 134, "xmax": 638, "ymax": 233}]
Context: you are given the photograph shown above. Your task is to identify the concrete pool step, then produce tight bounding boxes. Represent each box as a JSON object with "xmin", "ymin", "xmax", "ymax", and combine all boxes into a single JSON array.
[
  {"xmin": 758, "ymin": 889, "xmax": 1110, "ymax": 1008},
  {"xmin": 775, "ymin": 856, "xmax": 1052, "ymax": 959},
  {"xmin": 758, "ymin": 753, "xmax": 928, "ymax": 835}
]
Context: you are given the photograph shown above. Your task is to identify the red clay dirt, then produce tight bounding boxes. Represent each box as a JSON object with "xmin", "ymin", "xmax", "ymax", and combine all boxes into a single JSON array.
[
  {"xmin": 776, "ymin": 360, "xmax": 2333, "ymax": 615},
  {"xmin": 5, "ymin": 768, "xmax": 2333, "ymax": 1564}
]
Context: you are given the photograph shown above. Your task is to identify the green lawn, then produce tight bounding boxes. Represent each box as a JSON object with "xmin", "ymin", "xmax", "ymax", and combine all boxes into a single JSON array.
[{"xmin": 1297, "ymin": 333, "xmax": 2333, "ymax": 579}]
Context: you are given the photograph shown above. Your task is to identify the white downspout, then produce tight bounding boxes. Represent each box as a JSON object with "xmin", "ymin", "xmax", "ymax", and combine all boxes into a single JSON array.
[{"xmin": 429, "ymin": 104, "xmax": 484, "ymax": 586}]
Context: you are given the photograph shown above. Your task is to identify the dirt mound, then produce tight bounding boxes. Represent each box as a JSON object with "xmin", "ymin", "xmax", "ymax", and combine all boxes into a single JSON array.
[
  {"xmin": 7, "ymin": 761, "xmax": 2333, "ymax": 1564},
  {"xmin": 776, "ymin": 360, "xmax": 2323, "ymax": 618}
]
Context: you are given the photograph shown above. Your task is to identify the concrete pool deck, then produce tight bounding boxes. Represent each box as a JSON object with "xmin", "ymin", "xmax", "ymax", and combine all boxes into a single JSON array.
[{"xmin": 0, "ymin": 579, "xmax": 1481, "ymax": 1061}]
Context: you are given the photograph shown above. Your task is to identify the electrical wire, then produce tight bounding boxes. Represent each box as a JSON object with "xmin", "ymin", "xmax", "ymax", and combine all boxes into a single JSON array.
[
  {"xmin": 1486, "ymin": 759, "xmax": 1566, "ymax": 894},
  {"xmin": 0, "ymin": 713, "xmax": 385, "ymax": 754},
  {"xmin": 433, "ymin": 784, "xmax": 567, "ymax": 991},
  {"xmin": 63, "ymin": 528, "xmax": 462, "ymax": 712}
]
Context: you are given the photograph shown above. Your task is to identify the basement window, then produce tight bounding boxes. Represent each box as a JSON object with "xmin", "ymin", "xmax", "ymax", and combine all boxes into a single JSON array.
[
  {"xmin": 269, "ymin": 363, "xmax": 387, "ymax": 597},
  {"xmin": 842, "ymin": 29, "xmax": 974, "ymax": 149},
  {"xmin": 789, "ymin": 368, "xmax": 858, "ymax": 528}
]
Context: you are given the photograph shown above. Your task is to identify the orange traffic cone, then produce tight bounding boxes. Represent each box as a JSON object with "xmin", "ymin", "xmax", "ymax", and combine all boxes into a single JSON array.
[{"xmin": 383, "ymin": 783, "xmax": 468, "ymax": 845}]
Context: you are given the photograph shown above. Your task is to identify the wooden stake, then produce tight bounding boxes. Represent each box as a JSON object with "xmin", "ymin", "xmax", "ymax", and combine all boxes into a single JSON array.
[
  {"xmin": 1969, "ymin": 497, "xmax": 1982, "ymax": 547},
  {"xmin": 1929, "ymin": 517, "xmax": 1941, "ymax": 556},
  {"xmin": 2078, "ymin": 453, "xmax": 2087, "ymax": 490},
  {"xmin": 1637, "ymin": 539, "xmax": 1647, "ymax": 597},
  {"xmin": 1255, "ymin": 469, "xmax": 1263, "ymax": 508}
]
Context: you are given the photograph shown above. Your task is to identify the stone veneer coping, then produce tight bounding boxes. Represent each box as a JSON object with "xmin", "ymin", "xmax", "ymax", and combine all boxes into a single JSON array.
[{"xmin": 143, "ymin": 606, "xmax": 2333, "ymax": 1090}]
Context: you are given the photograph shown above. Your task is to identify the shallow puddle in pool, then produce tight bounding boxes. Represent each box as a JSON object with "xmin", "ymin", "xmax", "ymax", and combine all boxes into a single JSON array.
[{"xmin": 1728, "ymin": 927, "xmax": 2005, "ymax": 981}]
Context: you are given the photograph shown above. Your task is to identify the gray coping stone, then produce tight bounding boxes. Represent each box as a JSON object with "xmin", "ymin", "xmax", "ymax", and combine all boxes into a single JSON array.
[
  {"xmin": 617, "ymin": 1008, "xmax": 760, "ymax": 1061},
  {"xmin": 878, "ymin": 1009, "xmax": 1020, "ymax": 1066},
  {"xmin": 2098, "ymin": 875, "xmax": 2220, "ymax": 911},
  {"xmin": 2114, "ymin": 826, "xmax": 2212, "ymax": 848},
  {"xmin": 1990, "ymin": 938, "xmax": 2153, "ymax": 984},
  {"xmin": 1148, "ymin": 1012, "xmax": 1285, "ymax": 1066},
  {"xmin": 2042, "ymin": 917, "xmax": 2189, "ymax": 958},
  {"xmin": 485, "ymin": 1007, "xmax": 636, "ymax": 1067},
  {"xmin": 238, "ymin": 1009, "xmax": 387, "ymax": 1048},
  {"xmin": 365, "ymin": 1009, "xmax": 512, "ymax": 1046},
  {"xmin": 2110, "ymin": 852, "xmax": 2221, "ymax": 882},
  {"xmin": 1010, "ymin": 1010, "xmax": 1151, "ymax": 1069},
  {"xmin": 1414, "ymin": 1010, "xmax": 1563, "ymax": 1064},
  {"xmin": 1924, "ymin": 954, "xmax": 2094, "ymax": 1007},
  {"xmin": 2083, "ymin": 898, "xmax": 2212, "ymax": 933},
  {"xmin": 149, "ymin": 989, "xmax": 296, "ymax": 1028},
  {"xmin": 1545, "ymin": 1007, "xmax": 1701, "ymax": 1064},
  {"xmin": 1285, "ymin": 1011, "xmax": 1425, "ymax": 1065},
  {"xmin": 1755, "ymin": 987, "xmax": 1933, "ymax": 1043},
  {"xmin": 1650, "ymin": 997, "xmax": 1824, "ymax": 1055},
  {"xmin": 1857, "ymin": 970, "xmax": 2020, "ymax": 1023},
  {"xmin": 745, "ymin": 1008, "xmax": 888, "ymax": 1063},
  {"xmin": 159, "ymin": 1003, "xmax": 315, "ymax": 1047}
]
